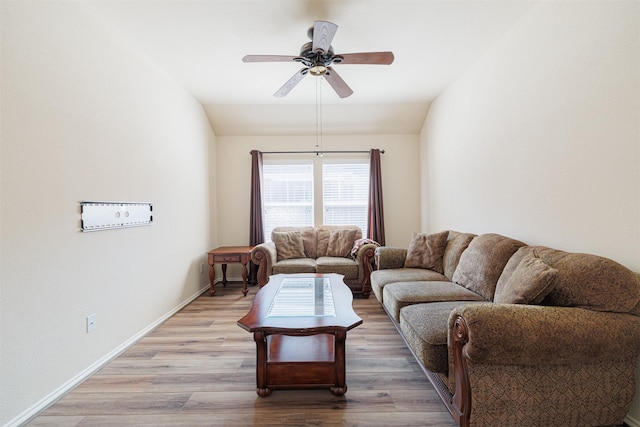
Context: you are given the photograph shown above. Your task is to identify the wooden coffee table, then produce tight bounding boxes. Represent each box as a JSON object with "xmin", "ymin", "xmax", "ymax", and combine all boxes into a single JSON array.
[{"xmin": 237, "ymin": 273, "xmax": 362, "ymax": 397}]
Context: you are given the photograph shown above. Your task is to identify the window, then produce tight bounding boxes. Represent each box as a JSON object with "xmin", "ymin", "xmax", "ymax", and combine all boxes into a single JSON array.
[
  {"xmin": 262, "ymin": 163, "xmax": 313, "ymax": 241},
  {"xmin": 322, "ymin": 162, "xmax": 369, "ymax": 234},
  {"xmin": 262, "ymin": 160, "xmax": 369, "ymax": 242}
]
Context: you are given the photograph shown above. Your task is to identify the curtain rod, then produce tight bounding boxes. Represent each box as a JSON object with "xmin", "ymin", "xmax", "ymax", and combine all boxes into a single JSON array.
[{"xmin": 250, "ymin": 150, "xmax": 385, "ymax": 155}]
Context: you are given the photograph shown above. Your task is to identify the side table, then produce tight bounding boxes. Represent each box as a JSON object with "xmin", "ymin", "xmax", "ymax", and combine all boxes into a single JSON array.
[{"xmin": 208, "ymin": 246, "xmax": 254, "ymax": 296}]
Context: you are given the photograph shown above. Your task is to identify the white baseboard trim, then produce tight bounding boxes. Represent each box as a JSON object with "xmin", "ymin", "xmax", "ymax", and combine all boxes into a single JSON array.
[
  {"xmin": 627, "ymin": 413, "xmax": 640, "ymax": 427},
  {"xmin": 4, "ymin": 284, "xmax": 210, "ymax": 427}
]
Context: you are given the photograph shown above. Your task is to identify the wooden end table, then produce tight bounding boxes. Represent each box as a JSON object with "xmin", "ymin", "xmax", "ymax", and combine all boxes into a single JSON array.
[
  {"xmin": 207, "ymin": 246, "xmax": 254, "ymax": 296},
  {"xmin": 237, "ymin": 273, "xmax": 362, "ymax": 396}
]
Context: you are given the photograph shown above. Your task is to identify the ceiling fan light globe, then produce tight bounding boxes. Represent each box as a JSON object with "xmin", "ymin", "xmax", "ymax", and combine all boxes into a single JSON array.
[{"xmin": 310, "ymin": 65, "xmax": 327, "ymax": 76}]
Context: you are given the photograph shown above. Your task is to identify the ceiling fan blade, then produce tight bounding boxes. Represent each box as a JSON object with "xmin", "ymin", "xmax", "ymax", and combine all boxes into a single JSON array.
[
  {"xmin": 242, "ymin": 55, "xmax": 298, "ymax": 63},
  {"xmin": 323, "ymin": 67, "xmax": 353, "ymax": 98},
  {"xmin": 312, "ymin": 20, "xmax": 338, "ymax": 54},
  {"xmin": 335, "ymin": 52, "xmax": 395, "ymax": 65},
  {"xmin": 274, "ymin": 68, "xmax": 309, "ymax": 97}
]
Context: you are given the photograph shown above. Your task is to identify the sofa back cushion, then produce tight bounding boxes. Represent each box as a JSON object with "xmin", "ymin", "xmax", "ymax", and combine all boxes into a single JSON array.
[
  {"xmin": 272, "ymin": 226, "xmax": 317, "ymax": 258},
  {"xmin": 452, "ymin": 233, "xmax": 527, "ymax": 300},
  {"xmin": 272, "ymin": 230, "xmax": 306, "ymax": 261},
  {"xmin": 442, "ymin": 231, "xmax": 476, "ymax": 280},
  {"xmin": 504, "ymin": 246, "xmax": 640, "ymax": 313},
  {"xmin": 316, "ymin": 225, "xmax": 362, "ymax": 258},
  {"xmin": 327, "ymin": 228, "xmax": 360, "ymax": 257}
]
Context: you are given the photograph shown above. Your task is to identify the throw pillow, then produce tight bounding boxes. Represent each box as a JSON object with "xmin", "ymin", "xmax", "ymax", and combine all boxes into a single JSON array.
[
  {"xmin": 272, "ymin": 231, "xmax": 306, "ymax": 261},
  {"xmin": 404, "ymin": 230, "xmax": 449, "ymax": 274},
  {"xmin": 327, "ymin": 229, "xmax": 359, "ymax": 258},
  {"xmin": 494, "ymin": 252, "xmax": 558, "ymax": 304}
]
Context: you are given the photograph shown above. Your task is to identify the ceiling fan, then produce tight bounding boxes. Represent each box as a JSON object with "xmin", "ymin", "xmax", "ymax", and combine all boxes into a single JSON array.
[{"xmin": 242, "ymin": 20, "xmax": 394, "ymax": 98}]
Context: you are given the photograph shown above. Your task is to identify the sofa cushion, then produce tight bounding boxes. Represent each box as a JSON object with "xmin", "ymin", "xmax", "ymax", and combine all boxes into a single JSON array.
[
  {"xmin": 316, "ymin": 256, "xmax": 359, "ymax": 279},
  {"xmin": 327, "ymin": 228, "xmax": 359, "ymax": 257},
  {"xmin": 273, "ymin": 226, "xmax": 317, "ymax": 258},
  {"xmin": 442, "ymin": 232, "xmax": 476, "ymax": 280},
  {"xmin": 383, "ymin": 281, "xmax": 486, "ymax": 322},
  {"xmin": 530, "ymin": 247, "xmax": 640, "ymax": 313},
  {"xmin": 272, "ymin": 258, "xmax": 317, "ymax": 275},
  {"xmin": 452, "ymin": 233, "xmax": 526, "ymax": 301},
  {"xmin": 272, "ymin": 231, "xmax": 306, "ymax": 261},
  {"xmin": 316, "ymin": 225, "xmax": 362, "ymax": 257},
  {"xmin": 404, "ymin": 231, "xmax": 449, "ymax": 273},
  {"xmin": 399, "ymin": 301, "xmax": 489, "ymax": 374},
  {"xmin": 494, "ymin": 249, "xmax": 557, "ymax": 304},
  {"xmin": 371, "ymin": 268, "xmax": 448, "ymax": 302}
]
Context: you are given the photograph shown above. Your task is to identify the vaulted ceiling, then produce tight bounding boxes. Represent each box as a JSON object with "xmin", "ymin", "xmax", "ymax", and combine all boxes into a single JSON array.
[{"xmin": 87, "ymin": 0, "xmax": 537, "ymax": 136}]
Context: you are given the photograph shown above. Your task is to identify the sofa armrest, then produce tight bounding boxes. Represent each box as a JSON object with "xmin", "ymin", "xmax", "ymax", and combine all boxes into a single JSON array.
[
  {"xmin": 374, "ymin": 247, "xmax": 407, "ymax": 270},
  {"xmin": 251, "ymin": 242, "xmax": 277, "ymax": 287},
  {"xmin": 353, "ymin": 243, "xmax": 377, "ymax": 298},
  {"xmin": 449, "ymin": 303, "xmax": 640, "ymax": 366},
  {"xmin": 448, "ymin": 303, "xmax": 640, "ymax": 427}
]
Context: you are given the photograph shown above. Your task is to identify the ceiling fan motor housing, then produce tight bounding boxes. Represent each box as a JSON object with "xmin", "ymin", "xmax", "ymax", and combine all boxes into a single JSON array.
[{"xmin": 298, "ymin": 42, "xmax": 338, "ymax": 75}]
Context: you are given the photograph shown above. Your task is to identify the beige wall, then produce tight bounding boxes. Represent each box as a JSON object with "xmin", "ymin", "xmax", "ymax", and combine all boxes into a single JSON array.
[
  {"xmin": 0, "ymin": 2, "xmax": 215, "ymax": 425},
  {"xmin": 3, "ymin": 0, "xmax": 639, "ymax": 425},
  {"xmin": 213, "ymin": 134, "xmax": 420, "ymax": 278},
  {"xmin": 420, "ymin": 1, "xmax": 640, "ymax": 423}
]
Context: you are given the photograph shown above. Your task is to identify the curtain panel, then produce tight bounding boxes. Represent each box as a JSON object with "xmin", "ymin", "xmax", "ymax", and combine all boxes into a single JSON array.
[
  {"xmin": 367, "ymin": 149, "xmax": 385, "ymax": 245},
  {"xmin": 249, "ymin": 150, "xmax": 265, "ymax": 246}
]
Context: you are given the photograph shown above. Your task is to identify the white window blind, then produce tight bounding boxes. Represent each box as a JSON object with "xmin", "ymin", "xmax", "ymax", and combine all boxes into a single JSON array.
[
  {"xmin": 263, "ymin": 163, "xmax": 314, "ymax": 242},
  {"xmin": 322, "ymin": 162, "xmax": 369, "ymax": 237}
]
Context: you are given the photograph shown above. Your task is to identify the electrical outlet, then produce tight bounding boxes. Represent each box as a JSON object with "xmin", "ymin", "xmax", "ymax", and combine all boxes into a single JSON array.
[
  {"xmin": 200, "ymin": 263, "xmax": 204, "ymax": 274},
  {"xmin": 86, "ymin": 314, "xmax": 96, "ymax": 333}
]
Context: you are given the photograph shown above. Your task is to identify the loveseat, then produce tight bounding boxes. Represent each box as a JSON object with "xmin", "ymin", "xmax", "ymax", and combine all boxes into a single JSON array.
[
  {"xmin": 372, "ymin": 230, "xmax": 640, "ymax": 427},
  {"xmin": 251, "ymin": 225, "xmax": 378, "ymax": 296}
]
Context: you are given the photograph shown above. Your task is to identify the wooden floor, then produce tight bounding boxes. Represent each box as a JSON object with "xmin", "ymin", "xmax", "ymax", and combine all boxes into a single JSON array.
[{"xmin": 28, "ymin": 282, "xmax": 457, "ymax": 427}]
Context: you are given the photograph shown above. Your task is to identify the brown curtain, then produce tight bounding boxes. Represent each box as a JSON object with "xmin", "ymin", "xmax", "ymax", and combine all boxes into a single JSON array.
[
  {"xmin": 249, "ymin": 150, "xmax": 265, "ymax": 246},
  {"xmin": 367, "ymin": 149, "xmax": 385, "ymax": 245}
]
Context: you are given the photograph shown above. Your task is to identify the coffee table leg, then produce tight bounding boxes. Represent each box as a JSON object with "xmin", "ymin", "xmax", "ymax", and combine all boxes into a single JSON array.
[
  {"xmin": 254, "ymin": 332, "xmax": 272, "ymax": 397},
  {"xmin": 331, "ymin": 331, "xmax": 348, "ymax": 396}
]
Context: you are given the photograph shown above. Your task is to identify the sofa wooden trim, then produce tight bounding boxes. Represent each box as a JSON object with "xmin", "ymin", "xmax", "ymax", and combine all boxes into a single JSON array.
[
  {"xmin": 252, "ymin": 245, "xmax": 272, "ymax": 288},
  {"xmin": 451, "ymin": 315, "xmax": 471, "ymax": 427}
]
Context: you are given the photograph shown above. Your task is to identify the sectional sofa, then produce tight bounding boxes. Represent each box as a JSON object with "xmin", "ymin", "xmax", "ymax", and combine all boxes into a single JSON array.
[{"xmin": 371, "ymin": 230, "xmax": 640, "ymax": 427}]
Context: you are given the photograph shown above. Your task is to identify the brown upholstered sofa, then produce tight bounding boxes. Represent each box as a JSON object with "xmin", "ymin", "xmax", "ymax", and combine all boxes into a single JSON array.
[
  {"xmin": 372, "ymin": 230, "xmax": 640, "ymax": 427},
  {"xmin": 251, "ymin": 225, "xmax": 377, "ymax": 296}
]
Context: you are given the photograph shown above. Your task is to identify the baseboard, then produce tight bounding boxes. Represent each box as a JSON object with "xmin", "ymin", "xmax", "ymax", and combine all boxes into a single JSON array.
[
  {"xmin": 627, "ymin": 413, "xmax": 640, "ymax": 427},
  {"xmin": 4, "ymin": 284, "xmax": 210, "ymax": 427}
]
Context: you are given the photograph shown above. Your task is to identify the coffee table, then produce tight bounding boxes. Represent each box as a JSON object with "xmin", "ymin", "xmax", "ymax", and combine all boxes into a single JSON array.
[{"xmin": 237, "ymin": 273, "xmax": 362, "ymax": 397}]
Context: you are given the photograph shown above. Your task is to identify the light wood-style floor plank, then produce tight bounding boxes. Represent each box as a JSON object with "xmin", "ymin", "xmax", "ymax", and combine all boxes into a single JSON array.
[{"xmin": 27, "ymin": 282, "xmax": 457, "ymax": 427}]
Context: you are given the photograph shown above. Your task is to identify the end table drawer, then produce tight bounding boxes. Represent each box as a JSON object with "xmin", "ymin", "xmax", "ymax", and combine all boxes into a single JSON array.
[{"xmin": 214, "ymin": 254, "xmax": 241, "ymax": 263}]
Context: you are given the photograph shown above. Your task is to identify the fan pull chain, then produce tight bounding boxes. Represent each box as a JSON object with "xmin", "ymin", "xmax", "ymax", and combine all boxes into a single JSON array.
[{"xmin": 315, "ymin": 78, "xmax": 323, "ymax": 156}]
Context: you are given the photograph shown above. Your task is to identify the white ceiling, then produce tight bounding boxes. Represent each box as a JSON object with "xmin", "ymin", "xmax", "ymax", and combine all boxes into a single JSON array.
[{"xmin": 87, "ymin": 0, "xmax": 537, "ymax": 136}]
